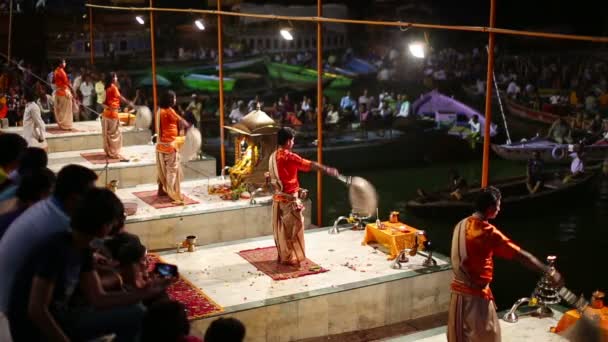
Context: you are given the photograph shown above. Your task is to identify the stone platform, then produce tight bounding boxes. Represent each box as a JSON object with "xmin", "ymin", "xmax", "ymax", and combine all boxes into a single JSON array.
[
  {"xmin": 155, "ymin": 228, "xmax": 451, "ymax": 341},
  {"xmin": 120, "ymin": 178, "xmax": 311, "ymax": 250},
  {"xmin": 1, "ymin": 120, "xmax": 151, "ymax": 152},
  {"xmin": 47, "ymin": 145, "xmax": 216, "ymax": 188},
  {"xmin": 389, "ymin": 308, "xmax": 567, "ymax": 341}
]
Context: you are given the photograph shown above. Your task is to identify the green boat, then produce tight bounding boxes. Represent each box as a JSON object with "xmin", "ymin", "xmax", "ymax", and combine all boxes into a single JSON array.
[
  {"xmin": 182, "ymin": 74, "xmax": 236, "ymax": 92},
  {"xmin": 265, "ymin": 62, "xmax": 352, "ymax": 89}
]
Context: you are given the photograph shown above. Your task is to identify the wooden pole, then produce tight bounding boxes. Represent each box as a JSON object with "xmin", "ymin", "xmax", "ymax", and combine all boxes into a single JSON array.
[
  {"xmin": 89, "ymin": 6, "xmax": 95, "ymax": 66},
  {"xmin": 150, "ymin": 0, "xmax": 159, "ymax": 135},
  {"xmin": 217, "ymin": 0, "xmax": 226, "ymax": 170},
  {"xmin": 481, "ymin": 0, "xmax": 496, "ymax": 187},
  {"xmin": 7, "ymin": 0, "xmax": 13, "ymax": 63},
  {"xmin": 316, "ymin": 0, "xmax": 323, "ymax": 226}
]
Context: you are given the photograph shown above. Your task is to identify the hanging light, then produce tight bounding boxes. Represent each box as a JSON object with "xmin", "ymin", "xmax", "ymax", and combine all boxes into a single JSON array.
[
  {"xmin": 408, "ymin": 42, "xmax": 425, "ymax": 59},
  {"xmin": 194, "ymin": 19, "xmax": 205, "ymax": 31},
  {"xmin": 280, "ymin": 28, "xmax": 293, "ymax": 41},
  {"xmin": 135, "ymin": 15, "xmax": 145, "ymax": 25}
]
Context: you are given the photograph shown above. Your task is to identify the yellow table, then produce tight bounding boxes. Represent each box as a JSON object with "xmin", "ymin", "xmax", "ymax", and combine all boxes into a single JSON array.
[{"xmin": 362, "ymin": 221, "xmax": 426, "ymax": 260}]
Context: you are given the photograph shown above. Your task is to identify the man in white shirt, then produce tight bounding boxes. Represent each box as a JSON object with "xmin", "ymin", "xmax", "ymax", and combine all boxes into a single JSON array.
[
  {"xmin": 229, "ymin": 101, "xmax": 246, "ymax": 123},
  {"xmin": 79, "ymin": 74, "xmax": 95, "ymax": 120},
  {"xmin": 22, "ymin": 91, "xmax": 46, "ymax": 149}
]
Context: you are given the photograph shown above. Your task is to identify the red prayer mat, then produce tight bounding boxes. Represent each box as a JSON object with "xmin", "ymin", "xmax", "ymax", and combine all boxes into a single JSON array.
[
  {"xmin": 80, "ymin": 152, "xmax": 121, "ymax": 164},
  {"xmin": 133, "ymin": 190, "xmax": 199, "ymax": 209},
  {"xmin": 46, "ymin": 127, "xmax": 83, "ymax": 134},
  {"xmin": 146, "ymin": 254, "xmax": 223, "ymax": 319},
  {"xmin": 237, "ymin": 246, "xmax": 329, "ymax": 281}
]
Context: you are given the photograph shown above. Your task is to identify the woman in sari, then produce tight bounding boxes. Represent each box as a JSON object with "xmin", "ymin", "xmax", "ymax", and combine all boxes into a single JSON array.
[{"xmin": 156, "ymin": 90, "xmax": 189, "ymax": 204}]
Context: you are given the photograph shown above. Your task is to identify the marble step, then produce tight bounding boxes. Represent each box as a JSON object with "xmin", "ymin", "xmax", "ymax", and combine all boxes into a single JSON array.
[
  {"xmin": 47, "ymin": 145, "xmax": 216, "ymax": 188},
  {"xmin": 1, "ymin": 120, "xmax": 151, "ymax": 153},
  {"xmin": 154, "ymin": 228, "xmax": 451, "ymax": 341},
  {"xmin": 119, "ymin": 178, "xmax": 312, "ymax": 251}
]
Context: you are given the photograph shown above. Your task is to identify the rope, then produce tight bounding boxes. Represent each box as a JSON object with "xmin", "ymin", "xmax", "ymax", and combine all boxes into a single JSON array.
[{"xmin": 84, "ymin": 4, "xmax": 608, "ymax": 43}]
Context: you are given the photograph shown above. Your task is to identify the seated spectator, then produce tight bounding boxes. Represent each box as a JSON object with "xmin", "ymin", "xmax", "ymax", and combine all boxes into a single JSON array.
[
  {"xmin": 0, "ymin": 164, "xmax": 97, "ymax": 340},
  {"xmin": 0, "ymin": 168, "xmax": 55, "ymax": 238},
  {"xmin": 9, "ymin": 188, "xmax": 162, "ymax": 341},
  {"xmin": 325, "ymin": 104, "xmax": 339, "ymax": 127},
  {"xmin": 142, "ymin": 299, "xmax": 203, "ymax": 342},
  {"xmin": 547, "ymin": 117, "xmax": 573, "ymax": 144},
  {"xmin": 526, "ymin": 151, "xmax": 544, "ymax": 194},
  {"xmin": 0, "ymin": 133, "xmax": 27, "ymax": 191},
  {"xmin": 204, "ymin": 317, "xmax": 246, "ymax": 342},
  {"xmin": 0, "ymin": 147, "xmax": 48, "ymax": 202},
  {"xmin": 101, "ymin": 232, "xmax": 151, "ymax": 292}
]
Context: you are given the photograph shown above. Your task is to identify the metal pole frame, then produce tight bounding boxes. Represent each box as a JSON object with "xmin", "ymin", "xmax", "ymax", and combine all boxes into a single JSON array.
[
  {"xmin": 89, "ymin": 6, "xmax": 95, "ymax": 66},
  {"xmin": 316, "ymin": 0, "xmax": 323, "ymax": 226},
  {"xmin": 217, "ymin": 0, "xmax": 226, "ymax": 170},
  {"xmin": 7, "ymin": 0, "xmax": 13, "ymax": 63},
  {"xmin": 481, "ymin": 0, "xmax": 496, "ymax": 187},
  {"xmin": 150, "ymin": 0, "xmax": 159, "ymax": 136}
]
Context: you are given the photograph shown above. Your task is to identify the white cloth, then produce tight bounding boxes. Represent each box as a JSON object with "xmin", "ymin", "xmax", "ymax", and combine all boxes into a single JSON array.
[
  {"xmin": 469, "ymin": 119, "xmax": 481, "ymax": 134},
  {"xmin": 326, "ymin": 110, "xmax": 339, "ymax": 124},
  {"xmin": 397, "ymin": 101, "xmax": 410, "ymax": 118},
  {"xmin": 79, "ymin": 82, "xmax": 94, "ymax": 106},
  {"xmin": 507, "ymin": 81, "xmax": 519, "ymax": 95},
  {"xmin": 72, "ymin": 75, "xmax": 82, "ymax": 93},
  {"xmin": 570, "ymin": 153, "xmax": 584, "ymax": 174},
  {"xmin": 229, "ymin": 108, "xmax": 244, "ymax": 123},
  {"xmin": 22, "ymin": 102, "xmax": 45, "ymax": 146}
]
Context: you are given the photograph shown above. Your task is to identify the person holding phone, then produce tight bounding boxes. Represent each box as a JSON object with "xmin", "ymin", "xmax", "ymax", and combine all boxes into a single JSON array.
[{"xmin": 8, "ymin": 189, "xmax": 169, "ymax": 342}]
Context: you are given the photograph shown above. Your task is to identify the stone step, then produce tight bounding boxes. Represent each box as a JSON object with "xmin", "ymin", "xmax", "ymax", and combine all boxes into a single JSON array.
[
  {"xmin": 117, "ymin": 178, "xmax": 311, "ymax": 250},
  {"xmin": 1, "ymin": 120, "xmax": 151, "ymax": 153},
  {"xmin": 47, "ymin": 145, "xmax": 216, "ymax": 188}
]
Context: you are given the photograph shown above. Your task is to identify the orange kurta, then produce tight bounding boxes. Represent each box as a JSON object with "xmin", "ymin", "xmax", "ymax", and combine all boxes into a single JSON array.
[
  {"xmin": 156, "ymin": 108, "xmax": 181, "ymax": 154},
  {"xmin": 103, "ymin": 84, "xmax": 121, "ymax": 120},
  {"xmin": 53, "ymin": 67, "xmax": 70, "ymax": 97},
  {"xmin": 450, "ymin": 216, "xmax": 521, "ymax": 300},
  {"xmin": 275, "ymin": 148, "xmax": 312, "ymax": 195}
]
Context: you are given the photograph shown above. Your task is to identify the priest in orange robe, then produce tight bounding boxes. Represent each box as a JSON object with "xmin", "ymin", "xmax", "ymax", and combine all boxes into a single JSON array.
[
  {"xmin": 156, "ymin": 90, "xmax": 189, "ymax": 204},
  {"xmin": 268, "ymin": 127, "xmax": 338, "ymax": 266},
  {"xmin": 102, "ymin": 72, "xmax": 129, "ymax": 161},
  {"xmin": 53, "ymin": 59, "xmax": 74, "ymax": 130}
]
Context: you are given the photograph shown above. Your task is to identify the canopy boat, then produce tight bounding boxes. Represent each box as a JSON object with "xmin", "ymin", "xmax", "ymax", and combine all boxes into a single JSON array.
[
  {"xmin": 343, "ymin": 57, "xmax": 378, "ymax": 76},
  {"xmin": 181, "ymin": 74, "xmax": 236, "ymax": 92},
  {"xmin": 265, "ymin": 62, "xmax": 353, "ymax": 89},
  {"xmin": 136, "ymin": 74, "xmax": 171, "ymax": 87},
  {"xmin": 492, "ymin": 137, "xmax": 608, "ymax": 164},
  {"xmin": 505, "ymin": 98, "xmax": 572, "ymax": 125},
  {"xmin": 406, "ymin": 172, "xmax": 595, "ymax": 218},
  {"xmin": 402, "ymin": 90, "xmax": 498, "ymax": 138}
]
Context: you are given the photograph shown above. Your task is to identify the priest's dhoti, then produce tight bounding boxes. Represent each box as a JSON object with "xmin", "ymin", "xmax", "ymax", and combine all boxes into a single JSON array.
[
  {"xmin": 156, "ymin": 151, "xmax": 183, "ymax": 203},
  {"xmin": 53, "ymin": 93, "xmax": 73, "ymax": 130},
  {"xmin": 102, "ymin": 116, "xmax": 122, "ymax": 159},
  {"xmin": 272, "ymin": 194, "xmax": 305, "ymax": 264}
]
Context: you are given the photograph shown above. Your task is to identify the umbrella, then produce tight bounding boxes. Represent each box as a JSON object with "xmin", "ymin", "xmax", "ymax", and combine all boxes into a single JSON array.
[{"xmin": 137, "ymin": 74, "xmax": 171, "ymax": 87}]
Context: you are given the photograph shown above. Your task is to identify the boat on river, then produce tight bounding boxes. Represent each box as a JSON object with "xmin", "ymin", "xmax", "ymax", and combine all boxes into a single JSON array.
[
  {"xmin": 406, "ymin": 172, "xmax": 595, "ymax": 218},
  {"xmin": 394, "ymin": 90, "xmax": 498, "ymax": 140},
  {"xmin": 265, "ymin": 62, "xmax": 353, "ymax": 89},
  {"xmin": 505, "ymin": 98, "xmax": 573, "ymax": 125},
  {"xmin": 492, "ymin": 137, "xmax": 608, "ymax": 164},
  {"xmin": 181, "ymin": 74, "xmax": 236, "ymax": 92}
]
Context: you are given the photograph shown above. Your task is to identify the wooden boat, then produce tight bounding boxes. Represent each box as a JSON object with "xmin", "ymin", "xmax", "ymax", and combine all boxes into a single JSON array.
[
  {"xmin": 344, "ymin": 57, "xmax": 378, "ymax": 76},
  {"xmin": 265, "ymin": 62, "xmax": 353, "ymax": 89},
  {"xmin": 181, "ymin": 74, "xmax": 236, "ymax": 92},
  {"xmin": 492, "ymin": 138, "xmax": 608, "ymax": 164},
  {"xmin": 406, "ymin": 172, "xmax": 595, "ymax": 218},
  {"xmin": 505, "ymin": 98, "xmax": 572, "ymax": 125}
]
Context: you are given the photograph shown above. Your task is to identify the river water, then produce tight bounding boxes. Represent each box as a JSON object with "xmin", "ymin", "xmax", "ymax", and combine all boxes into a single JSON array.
[{"xmin": 300, "ymin": 158, "xmax": 608, "ymax": 310}]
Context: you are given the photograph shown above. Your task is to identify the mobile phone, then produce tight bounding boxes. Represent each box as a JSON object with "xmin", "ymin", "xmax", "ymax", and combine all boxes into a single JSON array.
[{"xmin": 153, "ymin": 263, "xmax": 178, "ymax": 278}]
